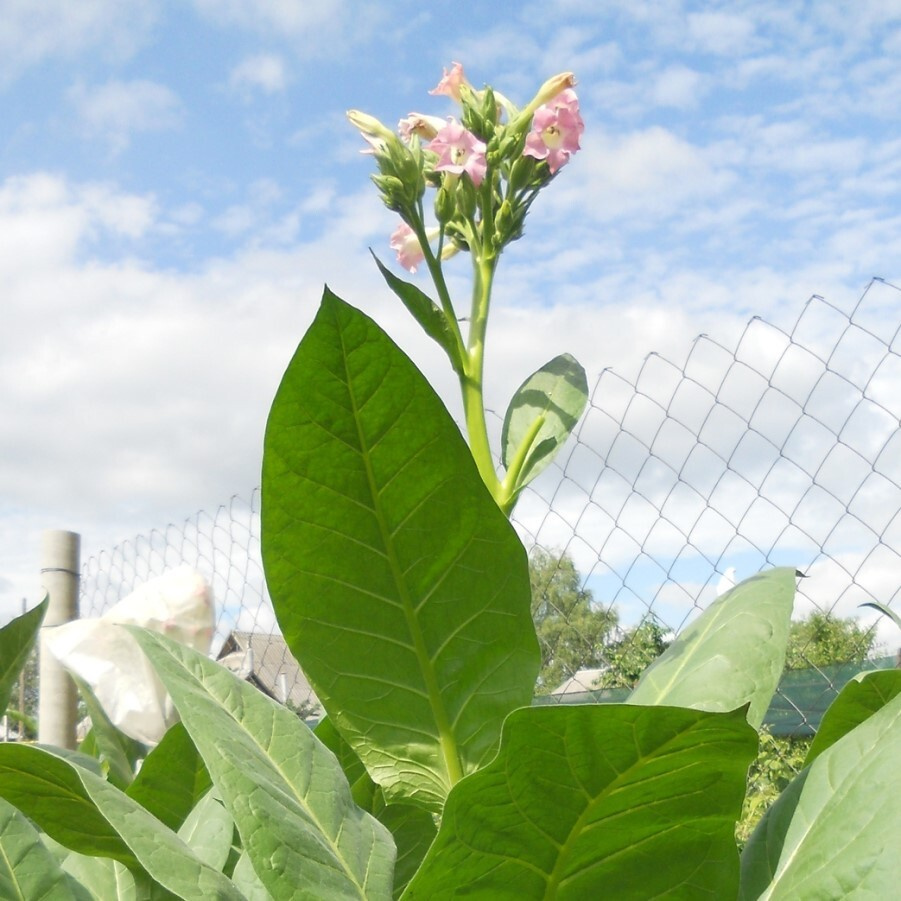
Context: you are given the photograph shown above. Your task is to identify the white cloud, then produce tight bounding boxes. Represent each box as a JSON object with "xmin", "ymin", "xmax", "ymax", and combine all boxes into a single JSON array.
[
  {"xmin": 0, "ymin": 0, "xmax": 158, "ymax": 85},
  {"xmin": 68, "ymin": 79, "xmax": 183, "ymax": 152},
  {"xmin": 0, "ymin": 173, "xmax": 156, "ymax": 273},
  {"xmin": 686, "ymin": 11, "xmax": 758, "ymax": 55},
  {"xmin": 550, "ymin": 125, "xmax": 736, "ymax": 225},
  {"xmin": 229, "ymin": 54, "xmax": 289, "ymax": 94},
  {"xmin": 651, "ymin": 65, "xmax": 705, "ymax": 108}
]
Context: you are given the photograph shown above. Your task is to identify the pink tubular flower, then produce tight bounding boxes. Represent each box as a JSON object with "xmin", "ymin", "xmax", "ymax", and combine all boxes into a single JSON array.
[
  {"xmin": 429, "ymin": 62, "xmax": 468, "ymax": 101},
  {"xmin": 523, "ymin": 88, "xmax": 584, "ymax": 174},
  {"xmin": 389, "ymin": 221, "xmax": 460, "ymax": 272},
  {"xmin": 427, "ymin": 120, "xmax": 488, "ymax": 186},
  {"xmin": 390, "ymin": 222, "xmax": 426, "ymax": 272}
]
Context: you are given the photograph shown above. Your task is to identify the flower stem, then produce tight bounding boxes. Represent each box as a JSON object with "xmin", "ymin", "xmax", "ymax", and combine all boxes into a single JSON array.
[
  {"xmin": 497, "ymin": 412, "xmax": 546, "ymax": 515},
  {"xmin": 410, "ymin": 209, "xmax": 467, "ymax": 368}
]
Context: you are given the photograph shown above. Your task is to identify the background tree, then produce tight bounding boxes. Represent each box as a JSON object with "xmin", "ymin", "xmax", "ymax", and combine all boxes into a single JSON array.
[
  {"xmin": 593, "ymin": 618, "xmax": 671, "ymax": 689},
  {"xmin": 784, "ymin": 609, "xmax": 874, "ymax": 670},
  {"xmin": 529, "ymin": 548, "xmax": 617, "ymax": 694}
]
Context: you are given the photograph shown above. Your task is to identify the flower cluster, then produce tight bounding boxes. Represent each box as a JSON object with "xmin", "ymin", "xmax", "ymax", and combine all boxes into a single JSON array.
[
  {"xmin": 346, "ymin": 65, "xmax": 587, "ymax": 514},
  {"xmin": 347, "ymin": 63, "xmax": 584, "ymax": 273}
]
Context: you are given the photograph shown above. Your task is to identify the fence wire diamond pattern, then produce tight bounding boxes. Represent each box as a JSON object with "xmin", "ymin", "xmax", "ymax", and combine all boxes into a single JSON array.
[{"xmin": 80, "ymin": 278, "xmax": 901, "ymax": 729}]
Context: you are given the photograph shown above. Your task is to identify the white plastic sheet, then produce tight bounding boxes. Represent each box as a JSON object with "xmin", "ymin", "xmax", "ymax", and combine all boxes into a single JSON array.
[{"xmin": 44, "ymin": 566, "xmax": 214, "ymax": 745}]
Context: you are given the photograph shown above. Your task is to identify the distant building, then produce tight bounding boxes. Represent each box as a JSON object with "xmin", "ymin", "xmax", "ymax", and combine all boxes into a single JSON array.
[
  {"xmin": 551, "ymin": 667, "xmax": 609, "ymax": 695},
  {"xmin": 217, "ymin": 631, "xmax": 322, "ymax": 721}
]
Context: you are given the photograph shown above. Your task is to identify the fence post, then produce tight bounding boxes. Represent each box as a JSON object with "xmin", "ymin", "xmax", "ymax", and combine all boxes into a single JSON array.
[{"xmin": 39, "ymin": 529, "xmax": 80, "ymax": 749}]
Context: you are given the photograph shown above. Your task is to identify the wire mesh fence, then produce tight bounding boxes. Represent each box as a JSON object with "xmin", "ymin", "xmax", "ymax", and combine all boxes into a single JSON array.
[{"xmin": 80, "ymin": 278, "xmax": 901, "ymax": 737}]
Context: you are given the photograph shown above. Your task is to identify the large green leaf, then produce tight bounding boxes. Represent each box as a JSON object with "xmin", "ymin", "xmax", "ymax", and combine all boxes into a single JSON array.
[
  {"xmin": 0, "ymin": 744, "xmax": 243, "ymax": 899},
  {"xmin": 129, "ymin": 626, "xmax": 395, "ymax": 901},
  {"xmin": 740, "ymin": 688, "xmax": 901, "ymax": 899},
  {"xmin": 0, "ymin": 797, "xmax": 87, "ymax": 900},
  {"xmin": 377, "ymin": 804, "xmax": 436, "ymax": 899},
  {"xmin": 70, "ymin": 673, "xmax": 142, "ymax": 790},
  {"xmin": 0, "ymin": 595, "xmax": 46, "ymax": 715},
  {"xmin": 126, "ymin": 722, "xmax": 211, "ymax": 831},
  {"xmin": 0, "ymin": 744, "xmax": 137, "ymax": 865},
  {"xmin": 500, "ymin": 353, "xmax": 588, "ymax": 494},
  {"xmin": 804, "ymin": 668, "xmax": 901, "ymax": 765},
  {"xmin": 629, "ymin": 568, "xmax": 796, "ymax": 727},
  {"xmin": 314, "ymin": 716, "xmax": 369, "ymax": 796},
  {"xmin": 403, "ymin": 704, "xmax": 756, "ymax": 899},
  {"xmin": 261, "ymin": 288, "xmax": 539, "ymax": 811}
]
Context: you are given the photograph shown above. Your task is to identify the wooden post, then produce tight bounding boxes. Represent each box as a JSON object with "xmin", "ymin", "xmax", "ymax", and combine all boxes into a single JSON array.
[{"xmin": 38, "ymin": 530, "xmax": 80, "ymax": 749}]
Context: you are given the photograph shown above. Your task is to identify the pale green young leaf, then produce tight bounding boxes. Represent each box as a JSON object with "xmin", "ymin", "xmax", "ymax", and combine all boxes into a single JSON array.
[
  {"xmin": 58, "ymin": 852, "xmax": 147, "ymax": 901},
  {"xmin": 231, "ymin": 853, "xmax": 272, "ymax": 901},
  {"xmin": 129, "ymin": 626, "xmax": 396, "ymax": 901},
  {"xmin": 804, "ymin": 668, "xmax": 901, "ymax": 766},
  {"xmin": 740, "ymin": 688, "xmax": 901, "ymax": 899},
  {"xmin": 629, "ymin": 568, "xmax": 796, "ymax": 728},
  {"xmin": 403, "ymin": 704, "xmax": 756, "ymax": 900},
  {"xmin": 177, "ymin": 790, "xmax": 234, "ymax": 872},
  {"xmin": 261, "ymin": 288, "xmax": 539, "ymax": 812},
  {"xmin": 501, "ymin": 353, "xmax": 588, "ymax": 491}
]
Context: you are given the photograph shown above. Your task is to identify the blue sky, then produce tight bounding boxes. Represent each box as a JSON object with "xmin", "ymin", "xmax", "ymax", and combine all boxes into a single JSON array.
[{"xmin": 4, "ymin": 0, "xmax": 901, "ymax": 630}]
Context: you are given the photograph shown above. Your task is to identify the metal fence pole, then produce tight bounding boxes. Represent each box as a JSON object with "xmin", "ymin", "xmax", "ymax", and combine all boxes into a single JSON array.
[{"xmin": 38, "ymin": 529, "xmax": 80, "ymax": 749}]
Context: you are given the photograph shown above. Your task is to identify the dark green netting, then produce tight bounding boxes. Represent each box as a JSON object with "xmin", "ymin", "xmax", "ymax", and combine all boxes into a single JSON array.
[{"xmin": 538, "ymin": 656, "xmax": 898, "ymax": 737}]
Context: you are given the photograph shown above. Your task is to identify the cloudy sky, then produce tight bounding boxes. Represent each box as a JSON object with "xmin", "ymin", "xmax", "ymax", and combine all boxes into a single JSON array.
[{"xmin": 4, "ymin": 0, "xmax": 901, "ymax": 632}]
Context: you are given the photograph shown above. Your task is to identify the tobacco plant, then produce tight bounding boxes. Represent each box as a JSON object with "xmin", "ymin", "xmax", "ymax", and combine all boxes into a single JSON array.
[{"xmin": 1, "ymin": 64, "xmax": 900, "ymax": 899}]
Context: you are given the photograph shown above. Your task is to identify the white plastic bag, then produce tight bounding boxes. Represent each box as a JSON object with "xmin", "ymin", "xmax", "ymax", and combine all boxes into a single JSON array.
[{"xmin": 44, "ymin": 566, "xmax": 214, "ymax": 745}]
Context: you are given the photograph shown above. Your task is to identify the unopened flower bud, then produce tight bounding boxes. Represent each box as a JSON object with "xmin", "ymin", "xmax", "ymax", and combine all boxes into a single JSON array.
[
  {"xmin": 371, "ymin": 174, "xmax": 408, "ymax": 211},
  {"xmin": 510, "ymin": 72, "xmax": 577, "ymax": 133},
  {"xmin": 434, "ymin": 183, "xmax": 456, "ymax": 224},
  {"xmin": 531, "ymin": 73, "xmax": 576, "ymax": 109},
  {"xmin": 456, "ymin": 176, "xmax": 478, "ymax": 219},
  {"xmin": 509, "ymin": 155, "xmax": 537, "ymax": 192},
  {"xmin": 347, "ymin": 109, "xmax": 397, "ymax": 152},
  {"xmin": 495, "ymin": 199, "xmax": 514, "ymax": 236}
]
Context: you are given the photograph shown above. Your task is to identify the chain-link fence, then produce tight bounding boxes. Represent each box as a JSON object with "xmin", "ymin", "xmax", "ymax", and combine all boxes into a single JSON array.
[{"xmin": 80, "ymin": 278, "xmax": 901, "ymax": 733}]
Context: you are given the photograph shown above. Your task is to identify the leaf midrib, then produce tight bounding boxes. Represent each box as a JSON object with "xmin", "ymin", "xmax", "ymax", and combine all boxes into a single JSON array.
[
  {"xmin": 543, "ymin": 720, "xmax": 734, "ymax": 898},
  {"xmin": 336, "ymin": 314, "xmax": 464, "ymax": 790}
]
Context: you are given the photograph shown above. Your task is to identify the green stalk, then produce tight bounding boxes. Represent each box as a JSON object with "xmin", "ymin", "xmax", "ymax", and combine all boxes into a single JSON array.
[{"xmin": 461, "ymin": 253, "xmax": 502, "ymax": 504}]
